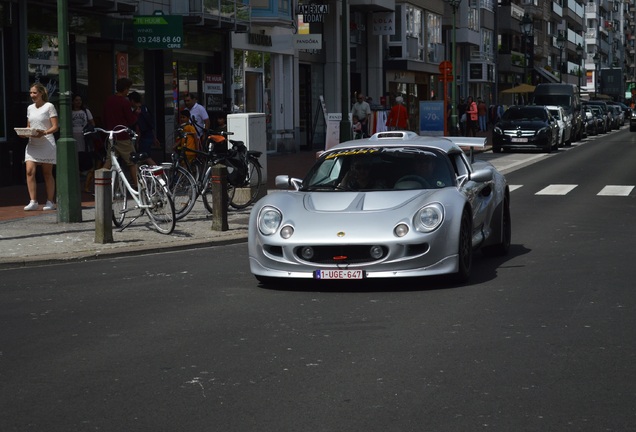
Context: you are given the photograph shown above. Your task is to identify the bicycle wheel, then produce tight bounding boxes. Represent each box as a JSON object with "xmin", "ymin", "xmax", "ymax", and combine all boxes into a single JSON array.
[
  {"xmin": 228, "ymin": 156, "xmax": 262, "ymax": 209},
  {"xmin": 201, "ymin": 167, "xmax": 215, "ymax": 214},
  {"xmin": 112, "ymin": 170, "xmax": 128, "ymax": 227},
  {"xmin": 165, "ymin": 165, "xmax": 197, "ymax": 220},
  {"xmin": 142, "ymin": 175, "xmax": 176, "ymax": 234}
]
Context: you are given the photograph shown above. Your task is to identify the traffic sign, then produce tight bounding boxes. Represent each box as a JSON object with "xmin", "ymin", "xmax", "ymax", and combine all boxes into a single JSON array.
[{"xmin": 439, "ymin": 60, "xmax": 453, "ymax": 75}]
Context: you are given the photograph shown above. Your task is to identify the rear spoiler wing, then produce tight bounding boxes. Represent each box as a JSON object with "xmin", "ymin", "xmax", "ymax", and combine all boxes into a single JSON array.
[{"xmin": 444, "ymin": 137, "xmax": 487, "ymax": 163}]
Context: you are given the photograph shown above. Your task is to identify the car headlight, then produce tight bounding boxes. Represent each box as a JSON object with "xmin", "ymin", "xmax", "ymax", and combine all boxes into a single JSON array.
[
  {"xmin": 537, "ymin": 127, "xmax": 550, "ymax": 136},
  {"xmin": 493, "ymin": 126, "xmax": 502, "ymax": 135},
  {"xmin": 414, "ymin": 203, "xmax": 444, "ymax": 233},
  {"xmin": 258, "ymin": 206, "xmax": 282, "ymax": 236}
]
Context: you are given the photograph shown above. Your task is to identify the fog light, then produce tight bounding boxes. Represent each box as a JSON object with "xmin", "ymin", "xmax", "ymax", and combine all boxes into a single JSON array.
[
  {"xmin": 369, "ymin": 245, "xmax": 383, "ymax": 259},
  {"xmin": 301, "ymin": 247, "xmax": 314, "ymax": 259}
]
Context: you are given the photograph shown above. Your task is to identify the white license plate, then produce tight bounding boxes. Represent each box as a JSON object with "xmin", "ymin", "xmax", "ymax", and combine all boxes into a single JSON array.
[
  {"xmin": 511, "ymin": 137, "xmax": 528, "ymax": 143},
  {"xmin": 314, "ymin": 269, "xmax": 365, "ymax": 280}
]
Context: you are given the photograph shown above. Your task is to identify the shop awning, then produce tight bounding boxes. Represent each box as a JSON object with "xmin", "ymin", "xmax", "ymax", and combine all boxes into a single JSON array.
[{"xmin": 535, "ymin": 67, "xmax": 559, "ymax": 83}]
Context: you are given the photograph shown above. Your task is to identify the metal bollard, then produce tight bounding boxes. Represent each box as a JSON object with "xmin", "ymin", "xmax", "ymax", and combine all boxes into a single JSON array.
[
  {"xmin": 211, "ymin": 164, "xmax": 229, "ymax": 231},
  {"xmin": 94, "ymin": 169, "xmax": 113, "ymax": 244}
]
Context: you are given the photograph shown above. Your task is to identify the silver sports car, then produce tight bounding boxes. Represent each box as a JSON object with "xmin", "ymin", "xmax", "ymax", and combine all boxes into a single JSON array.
[{"xmin": 248, "ymin": 131, "xmax": 511, "ymax": 284}]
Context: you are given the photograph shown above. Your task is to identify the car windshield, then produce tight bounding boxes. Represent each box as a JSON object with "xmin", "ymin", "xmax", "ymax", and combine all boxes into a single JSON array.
[
  {"xmin": 548, "ymin": 109, "xmax": 561, "ymax": 120},
  {"xmin": 301, "ymin": 147, "xmax": 456, "ymax": 191},
  {"xmin": 502, "ymin": 107, "xmax": 548, "ymax": 121}
]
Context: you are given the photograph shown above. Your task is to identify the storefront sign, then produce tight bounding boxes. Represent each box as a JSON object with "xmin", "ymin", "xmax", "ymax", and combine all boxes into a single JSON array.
[
  {"xmin": 133, "ymin": 14, "xmax": 183, "ymax": 49},
  {"xmin": 205, "ymin": 74, "xmax": 223, "ymax": 112},
  {"xmin": 294, "ymin": 34, "xmax": 322, "ymax": 50},
  {"xmin": 372, "ymin": 12, "xmax": 395, "ymax": 35},
  {"xmin": 248, "ymin": 33, "xmax": 272, "ymax": 47},
  {"xmin": 296, "ymin": 4, "xmax": 329, "ymax": 23},
  {"xmin": 419, "ymin": 101, "xmax": 444, "ymax": 136}
]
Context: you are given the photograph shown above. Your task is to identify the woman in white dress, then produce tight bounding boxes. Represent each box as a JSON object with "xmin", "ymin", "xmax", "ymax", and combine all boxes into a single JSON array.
[{"xmin": 24, "ymin": 83, "xmax": 59, "ymax": 211}]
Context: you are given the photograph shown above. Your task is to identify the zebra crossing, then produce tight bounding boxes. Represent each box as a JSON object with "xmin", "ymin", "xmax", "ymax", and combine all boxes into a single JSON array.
[{"xmin": 509, "ymin": 184, "xmax": 635, "ymax": 196}]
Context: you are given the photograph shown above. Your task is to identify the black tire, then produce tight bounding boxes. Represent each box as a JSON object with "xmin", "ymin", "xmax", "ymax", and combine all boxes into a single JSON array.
[
  {"xmin": 492, "ymin": 145, "xmax": 502, "ymax": 154},
  {"xmin": 483, "ymin": 199, "xmax": 511, "ymax": 257},
  {"xmin": 228, "ymin": 156, "xmax": 263, "ymax": 209},
  {"xmin": 453, "ymin": 210, "xmax": 473, "ymax": 283},
  {"xmin": 112, "ymin": 170, "xmax": 128, "ymax": 227},
  {"xmin": 166, "ymin": 165, "xmax": 197, "ymax": 220},
  {"xmin": 201, "ymin": 167, "xmax": 215, "ymax": 214},
  {"xmin": 142, "ymin": 175, "xmax": 176, "ymax": 235}
]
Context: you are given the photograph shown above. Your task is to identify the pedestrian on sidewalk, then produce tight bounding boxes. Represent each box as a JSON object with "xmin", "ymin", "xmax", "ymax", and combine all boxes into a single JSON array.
[
  {"xmin": 477, "ymin": 97, "xmax": 488, "ymax": 132},
  {"xmin": 386, "ymin": 96, "xmax": 409, "ymax": 131},
  {"xmin": 103, "ymin": 77, "xmax": 140, "ymax": 186},
  {"xmin": 183, "ymin": 93, "xmax": 210, "ymax": 142},
  {"xmin": 351, "ymin": 93, "xmax": 372, "ymax": 137},
  {"xmin": 22, "ymin": 83, "xmax": 58, "ymax": 211},
  {"xmin": 465, "ymin": 96, "xmax": 478, "ymax": 137},
  {"xmin": 128, "ymin": 91, "xmax": 158, "ymax": 165}
]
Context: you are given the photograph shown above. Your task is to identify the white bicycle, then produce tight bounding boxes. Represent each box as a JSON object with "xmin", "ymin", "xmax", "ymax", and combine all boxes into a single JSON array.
[{"xmin": 89, "ymin": 125, "xmax": 176, "ymax": 234}]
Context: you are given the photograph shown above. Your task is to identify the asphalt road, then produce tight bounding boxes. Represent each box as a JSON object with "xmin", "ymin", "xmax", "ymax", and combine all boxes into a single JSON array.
[{"xmin": 2, "ymin": 128, "xmax": 636, "ymax": 431}]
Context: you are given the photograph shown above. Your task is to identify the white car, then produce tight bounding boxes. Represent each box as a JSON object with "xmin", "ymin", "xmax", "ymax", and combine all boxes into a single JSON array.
[{"xmin": 546, "ymin": 105, "xmax": 572, "ymax": 147}]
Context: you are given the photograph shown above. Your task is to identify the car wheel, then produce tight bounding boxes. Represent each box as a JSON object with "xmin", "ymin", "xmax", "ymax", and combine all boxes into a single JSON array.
[
  {"xmin": 631, "ymin": 125, "xmax": 636, "ymax": 132},
  {"xmin": 492, "ymin": 145, "xmax": 502, "ymax": 153},
  {"xmin": 483, "ymin": 198, "xmax": 511, "ymax": 257},
  {"xmin": 453, "ymin": 210, "xmax": 473, "ymax": 283}
]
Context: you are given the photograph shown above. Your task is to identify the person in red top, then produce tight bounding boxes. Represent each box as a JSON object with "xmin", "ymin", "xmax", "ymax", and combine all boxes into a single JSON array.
[
  {"xmin": 465, "ymin": 96, "xmax": 478, "ymax": 137},
  {"xmin": 103, "ymin": 77, "xmax": 140, "ymax": 184},
  {"xmin": 386, "ymin": 96, "xmax": 409, "ymax": 130}
]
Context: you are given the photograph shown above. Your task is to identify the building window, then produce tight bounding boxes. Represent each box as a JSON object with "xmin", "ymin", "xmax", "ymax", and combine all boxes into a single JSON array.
[
  {"xmin": 426, "ymin": 13, "xmax": 442, "ymax": 63},
  {"xmin": 405, "ymin": 5, "xmax": 424, "ymax": 60}
]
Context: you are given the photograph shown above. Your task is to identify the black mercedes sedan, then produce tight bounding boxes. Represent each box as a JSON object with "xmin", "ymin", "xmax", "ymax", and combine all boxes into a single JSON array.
[{"xmin": 492, "ymin": 105, "xmax": 559, "ymax": 153}]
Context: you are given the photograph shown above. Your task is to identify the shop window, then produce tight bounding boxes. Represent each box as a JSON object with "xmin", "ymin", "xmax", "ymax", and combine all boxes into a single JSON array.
[{"xmin": 27, "ymin": 33, "xmax": 59, "ymax": 103}]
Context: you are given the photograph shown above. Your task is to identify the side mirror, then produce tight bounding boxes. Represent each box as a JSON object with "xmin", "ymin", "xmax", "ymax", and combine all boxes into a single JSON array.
[
  {"xmin": 470, "ymin": 168, "xmax": 493, "ymax": 183},
  {"xmin": 275, "ymin": 175, "xmax": 302, "ymax": 190}
]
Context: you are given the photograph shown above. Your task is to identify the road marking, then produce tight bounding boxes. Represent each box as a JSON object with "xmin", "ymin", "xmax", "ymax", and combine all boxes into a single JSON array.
[
  {"xmin": 598, "ymin": 185, "xmax": 635, "ymax": 196},
  {"xmin": 509, "ymin": 185, "xmax": 523, "ymax": 192},
  {"xmin": 495, "ymin": 154, "xmax": 549, "ymax": 172},
  {"xmin": 535, "ymin": 184, "xmax": 578, "ymax": 195}
]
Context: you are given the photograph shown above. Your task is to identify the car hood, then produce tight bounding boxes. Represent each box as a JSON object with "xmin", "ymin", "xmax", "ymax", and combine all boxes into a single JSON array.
[
  {"xmin": 255, "ymin": 188, "xmax": 459, "ymax": 216},
  {"xmin": 303, "ymin": 189, "xmax": 436, "ymax": 212}
]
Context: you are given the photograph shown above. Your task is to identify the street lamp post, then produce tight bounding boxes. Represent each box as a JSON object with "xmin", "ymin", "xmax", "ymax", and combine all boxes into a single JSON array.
[
  {"xmin": 576, "ymin": 43, "xmax": 584, "ymax": 98},
  {"xmin": 556, "ymin": 31, "xmax": 565, "ymax": 83},
  {"xmin": 444, "ymin": 0, "xmax": 462, "ymax": 136},
  {"xmin": 593, "ymin": 52, "xmax": 601, "ymax": 99},
  {"xmin": 519, "ymin": 13, "xmax": 534, "ymax": 86}
]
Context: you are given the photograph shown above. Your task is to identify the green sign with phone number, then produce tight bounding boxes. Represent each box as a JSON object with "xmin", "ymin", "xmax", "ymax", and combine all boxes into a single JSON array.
[{"xmin": 133, "ymin": 15, "xmax": 183, "ymax": 49}]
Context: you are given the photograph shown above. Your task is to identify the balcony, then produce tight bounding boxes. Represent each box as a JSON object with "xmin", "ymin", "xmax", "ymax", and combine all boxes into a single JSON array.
[{"xmin": 172, "ymin": 0, "xmax": 251, "ymax": 30}]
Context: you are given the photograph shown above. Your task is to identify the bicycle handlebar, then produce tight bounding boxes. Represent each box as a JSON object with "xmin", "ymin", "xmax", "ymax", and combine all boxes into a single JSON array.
[{"xmin": 86, "ymin": 125, "xmax": 137, "ymax": 139}]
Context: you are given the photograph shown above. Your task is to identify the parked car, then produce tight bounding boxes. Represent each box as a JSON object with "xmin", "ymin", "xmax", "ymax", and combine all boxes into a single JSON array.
[
  {"xmin": 546, "ymin": 105, "xmax": 572, "ymax": 147},
  {"xmin": 582, "ymin": 106, "xmax": 598, "ymax": 136},
  {"xmin": 583, "ymin": 101, "xmax": 611, "ymax": 132},
  {"xmin": 533, "ymin": 83, "xmax": 583, "ymax": 141},
  {"xmin": 609, "ymin": 105, "xmax": 625, "ymax": 127},
  {"xmin": 248, "ymin": 131, "xmax": 511, "ymax": 284},
  {"xmin": 492, "ymin": 105, "xmax": 559, "ymax": 153},
  {"xmin": 631, "ymin": 109, "xmax": 636, "ymax": 132},
  {"xmin": 607, "ymin": 101, "xmax": 632, "ymax": 123},
  {"xmin": 585, "ymin": 105, "xmax": 608, "ymax": 133}
]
